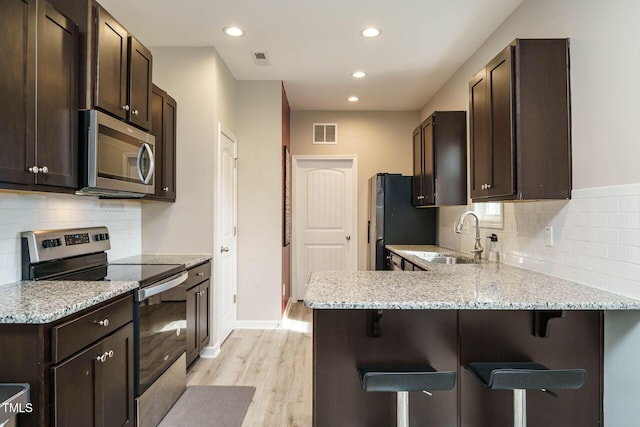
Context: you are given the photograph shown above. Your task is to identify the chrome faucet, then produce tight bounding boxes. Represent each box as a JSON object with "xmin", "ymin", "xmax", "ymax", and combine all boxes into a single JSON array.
[{"xmin": 455, "ymin": 211, "xmax": 483, "ymax": 263}]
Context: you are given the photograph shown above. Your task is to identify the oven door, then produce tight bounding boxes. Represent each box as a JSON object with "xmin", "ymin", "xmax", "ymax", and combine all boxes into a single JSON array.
[
  {"xmin": 135, "ymin": 272, "xmax": 188, "ymax": 396},
  {"xmin": 82, "ymin": 110, "xmax": 155, "ymax": 195}
]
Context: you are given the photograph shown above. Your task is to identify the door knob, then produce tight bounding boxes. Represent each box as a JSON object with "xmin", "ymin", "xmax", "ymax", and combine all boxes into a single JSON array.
[
  {"xmin": 220, "ymin": 246, "xmax": 230, "ymax": 253},
  {"xmin": 346, "ymin": 235, "xmax": 351, "ymax": 241}
]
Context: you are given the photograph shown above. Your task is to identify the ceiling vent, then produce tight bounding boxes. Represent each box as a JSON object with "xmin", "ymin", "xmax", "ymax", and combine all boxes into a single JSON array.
[
  {"xmin": 251, "ymin": 51, "xmax": 271, "ymax": 66},
  {"xmin": 313, "ymin": 123, "xmax": 338, "ymax": 145}
]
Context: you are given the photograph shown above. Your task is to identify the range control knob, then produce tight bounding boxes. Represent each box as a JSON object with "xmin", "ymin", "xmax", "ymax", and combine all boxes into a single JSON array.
[
  {"xmin": 42, "ymin": 238, "xmax": 62, "ymax": 248},
  {"xmin": 95, "ymin": 233, "xmax": 110, "ymax": 241}
]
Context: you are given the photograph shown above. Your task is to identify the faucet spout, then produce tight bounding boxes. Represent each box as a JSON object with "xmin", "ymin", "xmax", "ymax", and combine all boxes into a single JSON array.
[{"xmin": 455, "ymin": 211, "xmax": 484, "ymax": 263}]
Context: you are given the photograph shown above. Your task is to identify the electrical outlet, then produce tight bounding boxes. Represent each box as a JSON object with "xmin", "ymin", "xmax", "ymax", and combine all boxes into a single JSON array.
[{"xmin": 544, "ymin": 226, "xmax": 554, "ymax": 247}]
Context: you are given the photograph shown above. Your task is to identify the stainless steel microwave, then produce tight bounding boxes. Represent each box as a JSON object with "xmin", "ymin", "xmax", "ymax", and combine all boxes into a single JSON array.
[{"xmin": 77, "ymin": 110, "xmax": 155, "ymax": 197}]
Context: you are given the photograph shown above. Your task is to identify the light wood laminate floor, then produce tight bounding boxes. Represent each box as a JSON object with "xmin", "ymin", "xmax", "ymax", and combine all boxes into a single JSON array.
[{"xmin": 187, "ymin": 302, "xmax": 313, "ymax": 426}]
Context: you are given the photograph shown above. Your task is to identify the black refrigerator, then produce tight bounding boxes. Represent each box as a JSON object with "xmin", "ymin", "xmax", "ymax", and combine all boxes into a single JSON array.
[{"xmin": 368, "ymin": 173, "xmax": 436, "ymax": 270}]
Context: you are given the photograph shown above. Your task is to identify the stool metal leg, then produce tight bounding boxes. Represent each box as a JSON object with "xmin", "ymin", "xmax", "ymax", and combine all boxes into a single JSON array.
[
  {"xmin": 513, "ymin": 389, "xmax": 526, "ymax": 427},
  {"xmin": 396, "ymin": 391, "xmax": 409, "ymax": 427}
]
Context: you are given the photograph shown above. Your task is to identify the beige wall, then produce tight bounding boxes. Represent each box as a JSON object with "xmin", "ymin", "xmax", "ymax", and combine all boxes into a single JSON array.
[
  {"xmin": 290, "ymin": 111, "xmax": 420, "ymax": 270},
  {"xmin": 141, "ymin": 47, "xmax": 237, "ymax": 347},
  {"xmin": 235, "ymin": 81, "xmax": 283, "ymax": 322},
  {"xmin": 142, "ymin": 47, "xmax": 236, "ymax": 254}
]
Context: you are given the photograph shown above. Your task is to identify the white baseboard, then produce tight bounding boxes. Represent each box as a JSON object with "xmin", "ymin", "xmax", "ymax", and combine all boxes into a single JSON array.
[
  {"xmin": 199, "ymin": 342, "xmax": 220, "ymax": 359},
  {"xmin": 234, "ymin": 320, "xmax": 282, "ymax": 329}
]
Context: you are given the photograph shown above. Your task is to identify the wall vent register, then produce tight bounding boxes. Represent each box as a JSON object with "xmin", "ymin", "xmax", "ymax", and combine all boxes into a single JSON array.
[{"xmin": 313, "ymin": 123, "xmax": 338, "ymax": 145}]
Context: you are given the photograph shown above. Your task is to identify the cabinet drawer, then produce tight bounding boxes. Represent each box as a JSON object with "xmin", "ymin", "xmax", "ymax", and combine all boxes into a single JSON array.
[
  {"xmin": 52, "ymin": 295, "xmax": 133, "ymax": 363},
  {"xmin": 185, "ymin": 261, "xmax": 211, "ymax": 289}
]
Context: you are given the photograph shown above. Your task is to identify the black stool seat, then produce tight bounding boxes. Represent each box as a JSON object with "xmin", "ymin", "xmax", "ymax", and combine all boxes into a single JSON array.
[
  {"xmin": 466, "ymin": 362, "xmax": 587, "ymax": 390},
  {"xmin": 358, "ymin": 365, "xmax": 456, "ymax": 392}
]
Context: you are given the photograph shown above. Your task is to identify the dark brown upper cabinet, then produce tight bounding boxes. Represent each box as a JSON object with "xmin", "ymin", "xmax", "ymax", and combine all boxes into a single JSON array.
[
  {"xmin": 412, "ymin": 111, "xmax": 467, "ymax": 207},
  {"xmin": 95, "ymin": 5, "xmax": 152, "ymax": 131},
  {"xmin": 147, "ymin": 84, "xmax": 177, "ymax": 202},
  {"xmin": 0, "ymin": 0, "xmax": 78, "ymax": 190},
  {"xmin": 469, "ymin": 38, "xmax": 571, "ymax": 202}
]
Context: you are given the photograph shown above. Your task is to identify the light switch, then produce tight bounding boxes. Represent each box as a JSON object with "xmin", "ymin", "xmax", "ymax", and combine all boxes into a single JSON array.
[{"xmin": 544, "ymin": 226, "xmax": 554, "ymax": 247}]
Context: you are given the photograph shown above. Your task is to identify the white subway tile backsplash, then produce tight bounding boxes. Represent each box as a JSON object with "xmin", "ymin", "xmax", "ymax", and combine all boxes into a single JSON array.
[
  {"xmin": 0, "ymin": 192, "xmax": 141, "ymax": 285},
  {"xmin": 438, "ymin": 182, "xmax": 640, "ymax": 299}
]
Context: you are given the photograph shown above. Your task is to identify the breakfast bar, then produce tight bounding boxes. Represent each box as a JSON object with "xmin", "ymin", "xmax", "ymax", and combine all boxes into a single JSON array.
[{"xmin": 305, "ymin": 251, "xmax": 640, "ymax": 426}]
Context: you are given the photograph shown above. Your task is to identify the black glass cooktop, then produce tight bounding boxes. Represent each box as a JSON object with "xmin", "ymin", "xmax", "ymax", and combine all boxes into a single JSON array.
[{"xmin": 57, "ymin": 263, "xmax": 185, "ymax": 288}]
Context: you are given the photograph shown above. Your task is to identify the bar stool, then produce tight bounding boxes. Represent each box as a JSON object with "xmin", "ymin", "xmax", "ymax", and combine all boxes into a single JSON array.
[
  {"xmin": 358, "ymin": 365, "xmax": 456, "ymax": 427},
  {"xmin": 465, "ymin": 362, "xmax": 586, "ymax": 427}
]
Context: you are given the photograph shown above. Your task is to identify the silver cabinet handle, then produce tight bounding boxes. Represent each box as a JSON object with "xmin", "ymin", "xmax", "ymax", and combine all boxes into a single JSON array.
[
  {"xmin": 196, "ymin": 272, "xmax": 204, "ymax": 277},
  {"xmin": 107, "ymin": 350, "xmax": 114, "ymax": 358},
  {"xmin": 28, "ymin": 166, "xmax": 38, "ymax": 173},
  {"xmin": 96, "ymin": 353, "xmax": 107, "ymax": 363},
  {"xmin": 132, "ymin": 109, "xmax": 139, "ymax": 116},
  {"xmin": 122, "ymin": 105, "xmax": 130, "ymax": 111},
  {"xmin": 346, "ymin": 235, "xmax": 351, "ymax": 241},
  {"xmin": 220, "ymin": 246, "xmax": 230, "ymax": 253},
  {"xmin": 94, "ymin": 318, "xmax": 110, "ymax": 327},
  {"xmin": 39, "ymin": 166, "xmax": 48, "ymax": 174},
  {"xmin": 163, "ymin": 187, "xmax": 169, "ymax": 191}
]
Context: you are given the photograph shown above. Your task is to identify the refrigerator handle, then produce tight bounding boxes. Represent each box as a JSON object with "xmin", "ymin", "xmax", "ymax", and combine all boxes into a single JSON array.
[{"xmin": 367, "ymin": 221, "xmax": 370, "ymax": 243}]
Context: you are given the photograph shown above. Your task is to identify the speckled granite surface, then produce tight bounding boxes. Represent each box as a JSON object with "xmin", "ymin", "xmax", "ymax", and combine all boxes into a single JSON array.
[
  {"xmin": 304, "ymin": 245, "xmax": 640, "ymax": 310},
  {"xmin": 0, "ymin": 280, "xmax": 138, "ymax": 324},
  {"xmin": 111, "ymin": 254, "xmax": 212, "ymax": 268}
]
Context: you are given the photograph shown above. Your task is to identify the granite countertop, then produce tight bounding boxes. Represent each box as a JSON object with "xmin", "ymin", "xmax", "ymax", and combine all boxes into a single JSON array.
[
  {"xmin": 111, "ymin": 253, "xmax": 212, "ymax": 268},
  {"xmin": 0, "ymin": 280, "xmax": 138, "ymax": 324},
  {"xmin": 304, "ymin": 245, "xmax": 640, "ymax": 310}
]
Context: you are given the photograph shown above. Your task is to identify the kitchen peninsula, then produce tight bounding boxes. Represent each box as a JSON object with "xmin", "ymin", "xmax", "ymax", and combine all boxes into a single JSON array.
[{"xmin": 305, "ymin": 247, "xmax": 640, "ymax": 426}]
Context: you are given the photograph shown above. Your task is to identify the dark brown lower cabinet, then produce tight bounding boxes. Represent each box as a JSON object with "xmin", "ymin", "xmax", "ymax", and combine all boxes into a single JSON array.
[
  {"xmin": 0, "ymin": 294, "xmax": 134, "ymax": 427},
  {"xmin": 186, "ymin": 262, "xmax": 212, "ymax": 367},
  {"xmin": 313, "ymin": 309, "xmax": 602, "ymax": 426},
  {"xmin": 52, "ymin": 324, "xmax": 134, "ymax": 427}
]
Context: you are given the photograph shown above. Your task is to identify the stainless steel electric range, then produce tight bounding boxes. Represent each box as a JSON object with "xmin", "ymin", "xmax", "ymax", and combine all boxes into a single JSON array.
[{"xmin": 21, "ymin": 226, "xmax": 188, "ymax": 427}]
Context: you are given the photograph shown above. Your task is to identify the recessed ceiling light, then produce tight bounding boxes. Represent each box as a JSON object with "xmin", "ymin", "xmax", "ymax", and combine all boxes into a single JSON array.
[
  {"xmin": 360, "ymin": 27, "xmax": 381, "ymax": 38},
  {"xmin": 347, "ymin": 96, "xmax": 359, "ymax": 102},
  {"xmin": 223, "ymin": 26, "xmax": 244, "ymax": 37},
  {"xmin": 351, "ymin": 71, "xmax": 367, "ymax": 78}
]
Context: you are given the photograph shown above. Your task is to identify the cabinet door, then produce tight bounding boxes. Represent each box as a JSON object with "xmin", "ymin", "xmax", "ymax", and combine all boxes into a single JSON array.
[
  {"xmin": 36, "ymin": 2, "xmax": 77, "ymax": 188},
  {"xmin": 127, "ymin": 36, "xmax": 152, "ymax": 130},
  {"xmin": 412, "ymin": 126, "xmax": 423, "ymax": 205},
  {"xmin": 161, "ymin": 93, "xmax": 177, "ymax": 200},
  {"xmin": 0, "ymin": 0, "xmax": 36, "ymax": 185},
  {"xmin": 198, "ymin": 280, "xmax": 211, "ymax": 350},
  {"xmin": 186, "ymin": 285, "xmax": 199, "ymax": 366},
  {"xmin": 421, "ymin": 118, "xmax": 435, "ymax": 205},
  {"xmin": 150, "ymin": 85, "xmax": 165, "ymax": 196},
  {"xmin": 95, "ymin": 5, "xmax": 127, "ymax": 120},
  {"xmin": 150, "ymin": 85, "xmax": 177, "ymax": 201},
  {"xmin": 486, "ymin": 45, "xmax": 515, "ymax": 198},
  {"xmin": 52, "ymin": 342, "xmax": 102, "ymax": 427},
  {"xmin": 469, "ymin": 68, "xmax": 490, "ymax": 199},
  {"xmin": 102, "ymin": 324, "xmax": 134, "ymax": 427}
]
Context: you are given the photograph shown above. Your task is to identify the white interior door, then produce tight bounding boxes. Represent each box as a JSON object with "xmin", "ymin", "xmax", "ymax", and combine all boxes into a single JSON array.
[
  {"xmin": 292, "ymin": 156, "xmax": 357, "ymax": 301},
  {"xmin": 216, "ymin": 124, "xmax": 237, "ymax": 345}
]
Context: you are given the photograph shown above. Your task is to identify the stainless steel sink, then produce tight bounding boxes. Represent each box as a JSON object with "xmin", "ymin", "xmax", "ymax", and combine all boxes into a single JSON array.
[
  {"xmin": 0, "ymin": 383, "xmax": 30, "ymax": 426},
  {"xmin": 404, "ymin": 251, "xmax": 476, "ymax": 265},
  {"xmin": 420, "ymin": 255, "xmax": 475, "ymax": 264}
]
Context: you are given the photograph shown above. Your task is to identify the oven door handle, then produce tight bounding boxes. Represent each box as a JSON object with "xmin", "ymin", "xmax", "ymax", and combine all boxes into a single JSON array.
[{"xmin": 137, "ymin": 271, "xmax": 188, "ymax": 301}]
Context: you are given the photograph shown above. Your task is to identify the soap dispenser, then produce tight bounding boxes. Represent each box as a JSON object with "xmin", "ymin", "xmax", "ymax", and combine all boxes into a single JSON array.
[{"xmin": 487, "ymin": 233, "xmax": 499, "ymax": 262}]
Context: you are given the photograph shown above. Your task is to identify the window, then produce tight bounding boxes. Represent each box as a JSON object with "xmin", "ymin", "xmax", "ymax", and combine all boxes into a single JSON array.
[{"xmin": 473, "ymin": 202, "xmax": 503, "ymax": 229}]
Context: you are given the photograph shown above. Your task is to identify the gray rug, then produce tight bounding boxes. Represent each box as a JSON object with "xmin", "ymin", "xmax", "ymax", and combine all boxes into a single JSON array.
[{"xmin": 158, "ymin": 385, "xmax": 255, "ymax": 427}]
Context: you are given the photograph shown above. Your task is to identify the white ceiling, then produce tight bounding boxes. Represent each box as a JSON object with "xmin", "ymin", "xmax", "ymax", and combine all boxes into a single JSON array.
[{"xmin": 98, "ymin": 0, "xmax": 523, "ymax": 111}]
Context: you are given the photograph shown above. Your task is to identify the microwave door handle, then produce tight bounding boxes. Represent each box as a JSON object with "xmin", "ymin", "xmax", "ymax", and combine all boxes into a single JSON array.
[{"xmin": 136, "ymin": 143, "xmax": 155, "ymax": 184}]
